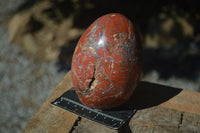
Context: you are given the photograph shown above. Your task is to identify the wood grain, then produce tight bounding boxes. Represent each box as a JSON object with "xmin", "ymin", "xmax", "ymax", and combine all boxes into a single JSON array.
[
  {"xmin": 161, "ymin": 89, "xmax": 200, "ymax": 115},
  {"xmin": 23, "ymin": 71, "xmax": 78, "ymax": 133},
  {"xmin": 129, "ymin": 106, "xmax": 200, "ymax": 133},
  {"xmin": 130, "ymin": 81, "xmax": 200, "ymax": 115},
  {"xmin": 23, "ymin": 71, "xmax": 200, "ymax": 133}
]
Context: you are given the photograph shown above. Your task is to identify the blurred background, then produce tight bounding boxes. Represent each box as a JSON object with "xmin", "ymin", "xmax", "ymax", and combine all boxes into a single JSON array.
[{"xmin": 0, "ymin": 0, "xmax": 200, "ymax": 132}]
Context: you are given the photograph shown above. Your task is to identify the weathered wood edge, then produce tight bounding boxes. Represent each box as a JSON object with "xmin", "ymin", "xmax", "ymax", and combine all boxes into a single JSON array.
[
  {"xmin": 23, "ymin": 71, "xmax": 78, "ymax": 133},
  {"xmin": 23, "ymin": 71, "xmax": 200, "ymax": 133},
  {"xmin": 160, "ymin": 89, "xmax": 200, "ymax": 115}
]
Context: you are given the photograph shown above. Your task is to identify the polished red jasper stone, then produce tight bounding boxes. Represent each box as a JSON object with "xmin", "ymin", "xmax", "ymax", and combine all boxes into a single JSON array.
[{"xmin": 71, "ymin": 13, "xmax": 142, "ymax": 110}]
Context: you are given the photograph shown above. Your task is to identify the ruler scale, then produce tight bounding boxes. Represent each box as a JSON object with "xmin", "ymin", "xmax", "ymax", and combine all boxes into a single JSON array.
[{"xmin": 52, "ymin": 88, "xmax": 137, "ymax": 129}]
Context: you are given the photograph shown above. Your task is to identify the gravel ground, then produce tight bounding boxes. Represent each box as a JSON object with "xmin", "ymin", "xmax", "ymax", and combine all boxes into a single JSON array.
[
  {"xmin": 0, "ymin": 23, "xmax": 66, "ymax": 133},
  {"xmin": 0, "ymin": 0, "xmax": 24, "ymax": 21},
  {"xmin": 0, "ymin": 1, "xmax": 66, "ymax": 132}
]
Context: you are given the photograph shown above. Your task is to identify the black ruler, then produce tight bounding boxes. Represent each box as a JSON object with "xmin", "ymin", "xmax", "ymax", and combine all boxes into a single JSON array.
[{"xmin": 51, "ymin": 88, "xmax": 137, "ymax": 129}]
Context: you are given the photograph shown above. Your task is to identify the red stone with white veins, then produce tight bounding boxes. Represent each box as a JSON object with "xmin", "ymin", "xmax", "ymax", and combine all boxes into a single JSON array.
[{"xmin": 71, "ymin": 13, "xmax": 142, "ymax": 110}]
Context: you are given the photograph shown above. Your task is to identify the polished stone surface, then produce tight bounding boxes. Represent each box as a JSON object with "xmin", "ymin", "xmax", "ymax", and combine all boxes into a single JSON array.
[{"xmin": 71, "ymin": 13, "xmax": 142, "ymax": 109}]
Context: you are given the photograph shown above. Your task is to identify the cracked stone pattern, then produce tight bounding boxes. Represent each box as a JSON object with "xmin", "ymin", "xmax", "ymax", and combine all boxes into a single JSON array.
[{"xmin": 71, "ymin": 13, "xmax": 142, "ymax": 109}]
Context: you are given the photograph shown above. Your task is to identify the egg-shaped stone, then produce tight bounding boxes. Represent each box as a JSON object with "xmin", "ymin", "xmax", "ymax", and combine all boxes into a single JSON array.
[{"xmin": 71, "ymin": 13, "xmax": 142, "ymax": 110}]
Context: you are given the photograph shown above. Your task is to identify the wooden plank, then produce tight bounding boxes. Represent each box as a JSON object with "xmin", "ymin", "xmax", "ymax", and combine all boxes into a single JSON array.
[
  {"xmin": 129, "ymin": 106, "xmax": 200, "ymax": 133},
  {"xmin": 161, "ymin": 89, "xmax": 200, "ymax": 115},
  {"xmin": 23, "ymin": 71, "xmax": 200, "ymax": 133},
  {"xmin": 130, "ymin": 81, "xmax": 200, "ymax": 115},
  {"xmin": 23, "ymin": 71, "xmax": 78, "ymax": 133},
  {"xmin": 129, "ymin": 106, "xmax": 181, "ymax": 133},
  {"xmin": 72, "ymin": 118, "xmax": 118, "ymax": 133}
]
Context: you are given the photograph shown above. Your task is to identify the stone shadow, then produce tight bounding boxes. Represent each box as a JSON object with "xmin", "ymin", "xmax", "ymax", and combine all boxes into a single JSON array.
[{"xmin": 117, "ymin": 81, "xmax": 182, "ymax": 132}]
